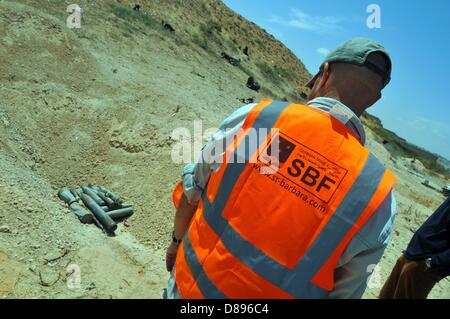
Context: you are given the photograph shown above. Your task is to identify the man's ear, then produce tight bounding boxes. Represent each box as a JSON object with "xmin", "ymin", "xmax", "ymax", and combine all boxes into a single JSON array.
[{"xmin": 318, "ymin": 62, "xmax": 330, "ymax": 88}]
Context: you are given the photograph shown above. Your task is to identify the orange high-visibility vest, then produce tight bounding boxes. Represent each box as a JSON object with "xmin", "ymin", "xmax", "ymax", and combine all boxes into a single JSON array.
[{"xmin": 172, "ymin": 99, "xmax": 397, "ymax": 299}]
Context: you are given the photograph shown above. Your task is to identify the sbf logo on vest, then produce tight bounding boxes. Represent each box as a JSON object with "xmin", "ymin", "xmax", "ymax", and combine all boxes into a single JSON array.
[{"xmin": 258, "ymin": 132, "xmax": 348, "ymax": 204}]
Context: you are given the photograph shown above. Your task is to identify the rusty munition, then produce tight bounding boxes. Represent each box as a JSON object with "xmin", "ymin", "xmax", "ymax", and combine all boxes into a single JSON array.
[
  {"xmin": 98, "ymin": 186, "xmax": 122, "ymax": 205},
  {"xmin": 107, "ymin": 207, "xmax": 134, "ymax": 220},
  {"xmin": 58, "ymin": 188, "xmax": 94, "ymax": 224},
  {"xmin": 70, "ymin": 188, "xmax": 83, "ymax": 200},
  {"xmin": 58, "ymin": 188, "xmax": 77, "ymax": 205},
  {"xmin": 80, "ymin": 193, "xmax": 117, "ymax": 233},
  {"xmin": 81, "ymin": 186, "xmax": 105, "ymax": 206},
  {"xmin": 96, "ymin": 190, "xmax": 116, "ymax": 208}
]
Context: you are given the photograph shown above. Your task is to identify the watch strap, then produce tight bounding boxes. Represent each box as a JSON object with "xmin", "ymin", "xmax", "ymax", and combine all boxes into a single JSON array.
[{"xmin": 172, "ymin": 231, "xmax": 182, "ymax": 245}]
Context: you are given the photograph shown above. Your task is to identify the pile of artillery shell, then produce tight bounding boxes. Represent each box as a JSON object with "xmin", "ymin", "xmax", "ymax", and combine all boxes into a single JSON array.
[{"xmin": 57, "ymin": 186, "xmax": 134, "ymax": 234}]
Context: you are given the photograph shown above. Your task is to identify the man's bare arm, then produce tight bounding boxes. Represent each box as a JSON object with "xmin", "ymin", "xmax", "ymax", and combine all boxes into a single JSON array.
[
  {"xmin": 166, "ymin": 192, "xmax": 199, "ymax": 272},
  {"xmin": 173, "ymin": 193, "xmax": 199, "ymax": 240},
  {"xmin": 165, "ymin": 104, "xmax": 256, "ymax": 274}
]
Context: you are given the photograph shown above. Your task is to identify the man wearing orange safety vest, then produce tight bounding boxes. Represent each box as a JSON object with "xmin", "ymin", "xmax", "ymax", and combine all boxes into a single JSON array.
[{"xmin": 165, "ymin": 38, "xmax": 397, "ymax": 299}]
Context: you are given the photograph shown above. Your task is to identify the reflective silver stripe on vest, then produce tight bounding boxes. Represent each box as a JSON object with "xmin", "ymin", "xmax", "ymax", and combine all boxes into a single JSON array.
[
  {"xmin": 183, "ymin": 100, "xmax": 290, "ymax": 298},
  {"xmin": 184, "ymin": 101, "xmax": 387, "ymax": 298},
  {"xmin": 182, "ymin": 234, "xmax": 227, "ymax": 298}
]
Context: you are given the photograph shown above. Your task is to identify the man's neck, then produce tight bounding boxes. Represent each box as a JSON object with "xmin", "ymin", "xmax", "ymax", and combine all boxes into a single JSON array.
[
  {"xmin": 318, "ymin": 91, "xmax": 364, "ymax": 117},
  {"xmin": 307, "ymin": 97, "xmax": 366, "ymax": 145}
]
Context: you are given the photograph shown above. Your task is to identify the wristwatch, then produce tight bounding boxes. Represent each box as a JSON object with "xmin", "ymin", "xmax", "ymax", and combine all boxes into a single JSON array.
[
  {"xmin": 425, "ymin": 257, "xmax": 433, "ymax": 269},
  {"xmin": 172, "ymin": 231, "xmax": 182, "ymax": 245}
]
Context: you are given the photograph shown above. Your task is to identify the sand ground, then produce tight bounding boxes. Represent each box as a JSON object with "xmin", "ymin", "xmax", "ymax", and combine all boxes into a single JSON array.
[{"xmin": 0, "ymin": 0, "xmax": 448, "ymax": 298}]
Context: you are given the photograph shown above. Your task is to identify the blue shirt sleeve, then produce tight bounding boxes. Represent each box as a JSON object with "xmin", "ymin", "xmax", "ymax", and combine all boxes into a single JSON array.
[{"xmin": 431, "ymin": 249, "xmax": 450, "ymax": 268}]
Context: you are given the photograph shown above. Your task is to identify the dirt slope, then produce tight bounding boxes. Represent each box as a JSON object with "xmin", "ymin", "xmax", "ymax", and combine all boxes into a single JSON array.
[{"xmin": 0, "ymin": 0, "xmax": 448, "ymax": 298}]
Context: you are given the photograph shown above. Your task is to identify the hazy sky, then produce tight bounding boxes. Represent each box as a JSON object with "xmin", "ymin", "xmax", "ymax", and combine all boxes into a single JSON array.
[{"xmin": 223, "ymin": 0, "xmax": 450, "ymax": 160}]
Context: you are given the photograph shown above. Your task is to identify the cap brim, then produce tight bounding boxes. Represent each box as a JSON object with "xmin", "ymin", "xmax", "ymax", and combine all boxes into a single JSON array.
[{"xmin": 306, "ymin": 72, "xmax": 320, "ymax": 89}]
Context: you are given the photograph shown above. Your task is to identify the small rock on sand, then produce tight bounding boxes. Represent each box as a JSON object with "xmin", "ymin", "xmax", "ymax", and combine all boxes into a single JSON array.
[{"xmin": 0, "ymin": 225, "xmax": 11, "ymax": 233}]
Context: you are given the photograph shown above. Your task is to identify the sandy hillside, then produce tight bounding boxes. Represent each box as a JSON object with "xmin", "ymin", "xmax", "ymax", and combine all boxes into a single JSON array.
[{"xmin": 0, "ymin": 0, "xmax": 448, "ymax": 298}]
